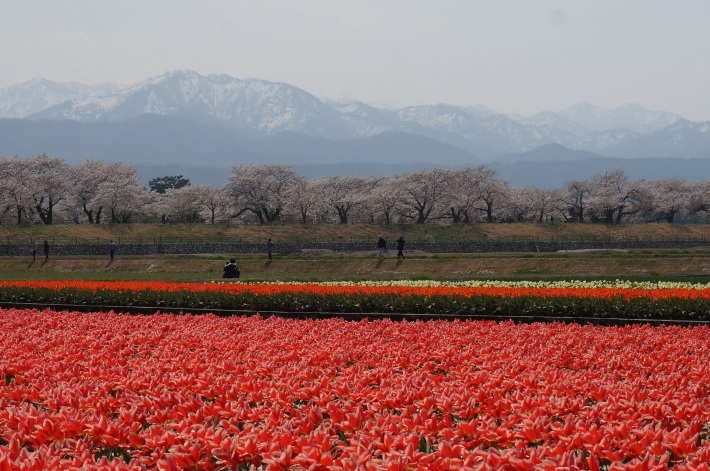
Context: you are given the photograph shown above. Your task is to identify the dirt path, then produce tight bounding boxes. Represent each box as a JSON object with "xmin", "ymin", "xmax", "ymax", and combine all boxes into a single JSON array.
[{"xmin": 2, "ymin": 249, "xmax": 710, "ymax": 281}]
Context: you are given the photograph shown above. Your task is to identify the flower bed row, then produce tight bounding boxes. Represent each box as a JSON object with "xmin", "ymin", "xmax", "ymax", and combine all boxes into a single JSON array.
[
  {"xmin": 1, "ymin": 308, "xmax": 710, "ymax": 470},
  {"xmin": 1, "ymin": 280, "xmax": 709, "ymax": 322}
]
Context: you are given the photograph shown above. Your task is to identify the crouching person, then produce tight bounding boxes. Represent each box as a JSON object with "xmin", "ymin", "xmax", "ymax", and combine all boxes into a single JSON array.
[{"xmin": 222, "ymin": 258, "xmax": 240, "ymax": 278}]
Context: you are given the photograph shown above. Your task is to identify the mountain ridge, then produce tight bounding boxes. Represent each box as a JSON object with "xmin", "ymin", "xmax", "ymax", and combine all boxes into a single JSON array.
[
  {"xmin": 1, "ymin": 70, "xmax": 705, "ymax": 157},
  {"xmin": 0, "ymin": 70, "xmax": 708, "ymax": 172}
]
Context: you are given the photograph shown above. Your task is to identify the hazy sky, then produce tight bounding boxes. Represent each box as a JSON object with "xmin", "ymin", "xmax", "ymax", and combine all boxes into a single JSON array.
[{"xmin": 2, "ymin": 0, "xmax": 709, "ymax": 120}]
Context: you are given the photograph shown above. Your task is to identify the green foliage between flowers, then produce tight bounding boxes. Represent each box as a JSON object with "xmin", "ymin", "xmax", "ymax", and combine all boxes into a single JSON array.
[{"xmin": 0, "ymin": 286, "xmax": 709, "ymax": 322}]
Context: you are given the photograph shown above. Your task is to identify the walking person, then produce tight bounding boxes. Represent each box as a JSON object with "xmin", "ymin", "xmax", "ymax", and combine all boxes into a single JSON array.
[
  {"xmin": 377, "ymin": 235, "xmax": 387, "ymax": 259},
  {"xmin": 396, "ymin": 236, "xmax": 406, "ymax": 260},
  {"xmin": 109, "ymin": 240, "xmax": 117, "ymax": 261},
  {"xmin": 43, "ymin": 240, "xmax": 50, "ymax": 260},
  {"xmin": 267, "ymin": 239, "xmax": 274, "ymax": 260},
  {"xmin": 31, "ymin": 240, "xmax": 37, "ymax": 261}
]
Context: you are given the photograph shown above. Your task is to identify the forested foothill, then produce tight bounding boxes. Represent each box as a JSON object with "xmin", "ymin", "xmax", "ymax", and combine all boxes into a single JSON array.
[{"xmin": 1, "ymin": 154, "xmax": 708, "ymax": 226}]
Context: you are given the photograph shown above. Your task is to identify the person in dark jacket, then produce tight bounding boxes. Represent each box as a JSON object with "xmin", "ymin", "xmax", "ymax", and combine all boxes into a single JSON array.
[
  {"xmin": 43, "ymin": 240, "xmax": 50, "ymax": 260},
  {"xmin": 377, "ymin": 236, "xmax": 387, "ymax": 259},
  {"xmin": 396, "ymin": 236, "xmax": 405, "ymax": 260},
  {"xmin": 267, "ymin": 239, "xmax": 274, "ymax": 260},
  {"xmin": 222, "ymin": 259, "xmax": 240, "ymax": 278}
]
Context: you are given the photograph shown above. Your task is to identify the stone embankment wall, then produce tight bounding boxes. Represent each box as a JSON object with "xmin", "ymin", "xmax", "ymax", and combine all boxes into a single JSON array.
[{"xmin": 1, "ymin": 240, "xmax": 708, "ymax": 256}]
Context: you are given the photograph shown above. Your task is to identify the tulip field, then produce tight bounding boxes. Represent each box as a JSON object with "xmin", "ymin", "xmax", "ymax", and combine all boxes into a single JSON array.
[
  {"xmin": 1, "ymin": 280, "xmax": 710, "ymax": 469},
  {"xmin": 1, "ymin": 279, "xmax": 710, "ymax": 322}
]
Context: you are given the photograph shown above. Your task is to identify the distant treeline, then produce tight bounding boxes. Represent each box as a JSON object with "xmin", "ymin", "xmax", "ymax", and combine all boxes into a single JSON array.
[{"xmin": 1, "ymin": 155, "xmax": 708, "ymax": 225}]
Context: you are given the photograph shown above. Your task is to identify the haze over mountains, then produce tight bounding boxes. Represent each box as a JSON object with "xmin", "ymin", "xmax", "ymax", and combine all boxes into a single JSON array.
[{"xmin": 1, "ymin": 70, "xmax": 708, "ymax": 187}]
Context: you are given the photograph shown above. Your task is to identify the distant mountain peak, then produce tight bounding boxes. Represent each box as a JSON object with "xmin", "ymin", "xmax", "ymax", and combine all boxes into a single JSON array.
[
  {"xmin": 0, "ymin": 71, "xmax": 706, "ymax": 161},
  {"xmin": 24, "ymin": 71, "xmax": 355, "ymax": 137},
  {"xmin": 558, "ymin": 102, "xmax": 683, "ymax": 134},
  {"xmin": 0, "ymin": 77, "xmax": 122, "ymax": 119}
]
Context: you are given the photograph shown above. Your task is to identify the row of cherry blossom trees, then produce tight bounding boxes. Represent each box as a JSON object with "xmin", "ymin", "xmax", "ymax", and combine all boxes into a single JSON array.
[
  {"xmin": 1, "ymin": 154, "xmax": 708, "ymax": 225},
  {"xmin": 0, "ymin": 155, "xmax": 145, "ymax": 225}
]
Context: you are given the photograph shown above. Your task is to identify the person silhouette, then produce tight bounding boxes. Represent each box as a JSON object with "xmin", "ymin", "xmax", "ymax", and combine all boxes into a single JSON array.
[
  {"xmin": 222, "ymin": 258, "xmax": 239, "ymax": 278},
  {"xmin": 396, "ymin": 236, "xmax": 406, "ymax": 259},
  {"xmin": 267, "ymin": 239, "xmax": 274, "ymax": 260},
  {"xmin": 377, "ymin": 236, "xmax": 387, "ymax": 259}
]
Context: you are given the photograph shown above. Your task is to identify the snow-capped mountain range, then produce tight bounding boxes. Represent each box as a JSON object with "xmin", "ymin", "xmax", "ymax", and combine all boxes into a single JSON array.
[
  {"xmin": 1, "ymin": 70, "xmax": 708, "ymax": 162},
  {"xmin": 0, "ymin": 78, "xmax": 121, "ymax": 120}
]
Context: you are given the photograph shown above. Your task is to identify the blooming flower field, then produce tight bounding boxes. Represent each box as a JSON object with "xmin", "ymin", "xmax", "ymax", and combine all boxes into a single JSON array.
[
  {"xmin": 1, "ymin": 280, "xmax": 709, "ymax": 321},
  {"xmin": 1, "ymin": 308, "xmax": 710, "ymax": 470}
]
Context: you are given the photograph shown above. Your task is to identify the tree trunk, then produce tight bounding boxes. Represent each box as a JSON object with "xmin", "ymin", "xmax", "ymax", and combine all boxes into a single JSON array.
[
  {"xmin": 336, "ymin": 206, "xmax": 348, "ymax": 224},
  {"xmin": 265, "ymin": 207, "xmax": 281, "ymax": 223},
  {"xmin": 36, "ymin": 205, "xmax": 51, "ymax": 224},
  {"xmin": 83, "ymin": 200, "xmax": 95, "ymax": 224},
  {"xmin": 252, "ymin": 208, "xmax": 265, "ymax": 224},
  {"xmin": 415, "ymin": 205, "xmax": 430, "ymax": 224},
  {"xmin": 449, "ymin": 207, "xmax": 461, "ymax": 223}
]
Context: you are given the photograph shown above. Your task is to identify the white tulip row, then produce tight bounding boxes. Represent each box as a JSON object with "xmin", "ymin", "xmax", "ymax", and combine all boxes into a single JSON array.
[{"xmin": 253, "ymin": 279, "xmax": 710, "ymax": 290}]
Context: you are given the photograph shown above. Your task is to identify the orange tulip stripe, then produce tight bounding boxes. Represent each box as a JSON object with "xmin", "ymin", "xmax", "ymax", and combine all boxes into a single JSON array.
[
  {"xmin": 1, "ymin": 309, "xmax": 709, "ymax": 470},
  {"xmin": 1, "ymin": 280, "xmax": 709, "ymax": 322}
]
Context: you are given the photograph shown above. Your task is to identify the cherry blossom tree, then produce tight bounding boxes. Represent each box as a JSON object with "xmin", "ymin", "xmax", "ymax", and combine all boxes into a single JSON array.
[
  {"xmin": 529, "ymin": 188, "xmax": 565, "ymax": 223},
  {"xmin": 192, "ymin": 184, "xmax": 231, "ymax": 225},
  {"xmin": 504, "ymin": 187, "xmax": 537, "ymax": 222},
  {"xmin": 645, "ymin": 178, "xmax": 692, "ymax": 223},
  {"xmin": 310, "ymin": 175, "xmax": 367, "ymax": 224},
  {"xmin": 227, "ymin": 165, "xmax": 300, "ymax": 223},
  {"xmin": 150, "ymin": 184, "xmax": 231, "ymax": 225},
  {"xmin": 158, "ymin": 187, "xmax": 204, "ymax": 223},
  {"xmin": 286, "ymin": 176, "xmax": 321, "ymax": 224},
  {"xmin": 96, "ymin": 163, "xmax": 148, "ymax": 223},
  {"xmin": 70, "ymin": 159, "xmax": 122, "ymax": 224},
  {"xmin": 0, "ymin": 158, "xmax": 13, "ymax": 223},
  {"xmin": 586, "ymin": 170, "xmax": 647, "ymax": 224},
  {"xmin": 363, "ymin": 175, "xmax": 405, "ymax": 224},
  {"xmin": 398, "ymin": 169, "xmax": 450, "ymax": 224},
  {"xmin": 688, "ymin": 181, "xmax": 710, "ymax": 220},
  {"xmin": 564, "ymin": 179, "xmax": 593, "ymax": 222},
  {"xmin": 469, "ymin": 166, "xmax": 510, "ymax": 223},
  {"xmin": 444, "ymin": 168, "xmax": 479, "ymax": 223},
  {"xmin": 0, "ymin": 156, "xmax": 34, "ymax": 224},
  {"xmin": 27, "ymin": 154, "xmax": 70, "ymax": 225}
]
